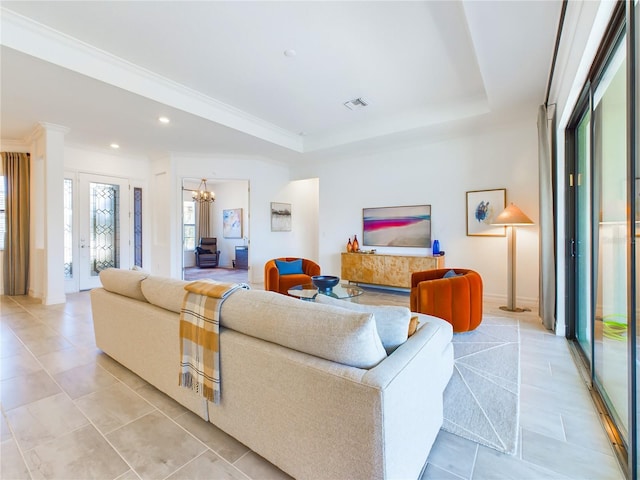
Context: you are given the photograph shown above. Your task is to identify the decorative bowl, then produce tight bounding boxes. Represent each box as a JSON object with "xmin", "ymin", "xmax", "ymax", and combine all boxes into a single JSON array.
[{"xmin": 312, "ymin": 275, "xmax": 340, "ymax": 292}]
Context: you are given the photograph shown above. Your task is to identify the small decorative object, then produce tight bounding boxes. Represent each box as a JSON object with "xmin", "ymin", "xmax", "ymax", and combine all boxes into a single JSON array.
[
  {"xmin": 466, "ymin": 189, "xmax": 507, "ymax": 237},
  {"xmin": 432, "ymin": 239, "xmax": 440, "ymax": 255},
  {"xmin": 347, "ymin": 238, "xmax": 353, "ymax": 252},
  {"xmin": 352, "ymin": 235, "xmax": 360, "ymax": 252},
  {"xmin": 312, "ymin": 275, "xmax": 340, "ymax": 292}
]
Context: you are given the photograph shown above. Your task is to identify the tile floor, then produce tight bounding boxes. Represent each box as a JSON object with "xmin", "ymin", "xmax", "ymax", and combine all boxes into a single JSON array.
[{"xmin": 0, "ymin": 284, "xmax": 626, "ymax": 480}]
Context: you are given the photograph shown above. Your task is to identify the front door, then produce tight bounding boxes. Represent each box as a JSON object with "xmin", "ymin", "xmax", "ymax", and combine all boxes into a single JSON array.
[{"xmin": 78, "ymin": 173, "xmax": 130, "ymax": 290}]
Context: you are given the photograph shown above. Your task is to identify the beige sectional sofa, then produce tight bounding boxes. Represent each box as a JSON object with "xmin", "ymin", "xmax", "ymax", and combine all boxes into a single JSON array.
[{"xmin": 90, "ymin": 268, "xmax": 454, "ymax": 480}]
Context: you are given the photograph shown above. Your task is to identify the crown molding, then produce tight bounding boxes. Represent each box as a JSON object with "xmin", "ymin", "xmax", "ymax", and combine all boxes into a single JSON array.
[
  {"xmin": 0, "ymin": 7, "xmax": 304, "ymax": 153},
  {"xmin": 0, "ymin": 138, "xmax": 30, "ymax": 152},
  {"xmin": 25, "ymin": 122, "xmax": 70, "ymax": 143}
]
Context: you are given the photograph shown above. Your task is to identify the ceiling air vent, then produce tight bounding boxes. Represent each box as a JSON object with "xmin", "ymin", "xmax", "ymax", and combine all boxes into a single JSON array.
[{"xmin": 343, "ymin": 97, "xmax": 369, "ymax": 110}]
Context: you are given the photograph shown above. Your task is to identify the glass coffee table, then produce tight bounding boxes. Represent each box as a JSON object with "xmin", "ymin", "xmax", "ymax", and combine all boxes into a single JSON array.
[{"xmin": 288, "ymin": 283, "xmax": 364, "ymax": 301}]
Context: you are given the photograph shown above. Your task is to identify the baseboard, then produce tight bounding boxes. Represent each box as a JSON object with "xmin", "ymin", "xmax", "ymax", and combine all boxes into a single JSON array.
[{"xmin": 43, "ymin": 294, "xmax": 66, "ymax": 305}]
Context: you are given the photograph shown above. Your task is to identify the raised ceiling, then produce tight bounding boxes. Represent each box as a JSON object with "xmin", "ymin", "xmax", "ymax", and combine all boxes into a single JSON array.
[{"xmin": 0, "ymin": 1, "xmax": 562, "ymax": 162}]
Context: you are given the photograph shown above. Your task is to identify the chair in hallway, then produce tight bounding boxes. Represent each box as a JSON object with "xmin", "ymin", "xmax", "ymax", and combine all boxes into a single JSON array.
[{"xmin": 195, "ymin": 237, "xmax": 221, "ymax": 268}]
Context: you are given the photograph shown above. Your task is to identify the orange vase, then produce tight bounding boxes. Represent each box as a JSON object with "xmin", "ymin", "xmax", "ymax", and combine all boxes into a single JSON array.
[
  {"xmin": 352, "ymin": 235, "xmax": 359, "ymax": 252},
  {"xmin": 347, "ymin": 238, "xmax": 353, "ymax": 253}
]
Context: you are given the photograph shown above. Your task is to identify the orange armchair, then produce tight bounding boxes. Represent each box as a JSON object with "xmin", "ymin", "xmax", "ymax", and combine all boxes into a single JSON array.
[
  {"xmin": 410, "ymin": 268, "xmax": 483, "ymax": 332},
  {"xmin": 264, "ymin": 257, "xmax": 321, "ymax": 296}
]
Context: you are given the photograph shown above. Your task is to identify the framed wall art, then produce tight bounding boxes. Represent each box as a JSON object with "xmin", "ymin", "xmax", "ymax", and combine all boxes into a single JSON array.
[
  {"xmin": 466, "ymin": 189, "xmax": 506, "ymax": 237},
  {"xmin": 223, "ymin": 208, "xmax": 243, "ymax": 238},
  {"xmin": 271, "ymin": 202, "xmax": 292, "ymax": 232},
  {"xmin": 363, "ymin": 205, "xmax": 431, "ymax": 247}
]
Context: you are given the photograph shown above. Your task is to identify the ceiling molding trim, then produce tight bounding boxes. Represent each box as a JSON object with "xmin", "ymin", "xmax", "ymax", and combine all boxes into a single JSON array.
[
  {"xmin": 0, "ymin": 8, "xmax": 304, "ymax": 153},
  {"xmin": 0, "ymin": 138, "xmax": 30, "ymax": 152},
  {"xmin": 26, "ymin": 122, "xmax": 70, "ymax": 144}
]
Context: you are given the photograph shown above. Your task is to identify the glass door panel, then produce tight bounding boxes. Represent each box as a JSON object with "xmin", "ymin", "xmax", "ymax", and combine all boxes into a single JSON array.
[
  {"xmin": 90, "ymin": 182, "xmax": 120, "ymax": 272},
  {"xmin": 576, "ymin": 110, "xmax": 592, "ymax": 360},
  {"xmin": 593, "ymin": 37, "xmax": 628, "ymax": 442},
  {"xmin": 78, "ymin": 173, "xmax": 130, "ymax": 290}
]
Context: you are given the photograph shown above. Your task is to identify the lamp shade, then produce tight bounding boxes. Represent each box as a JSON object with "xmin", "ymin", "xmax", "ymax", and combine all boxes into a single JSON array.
[{"xmin": 491, "ymin": 203, "xmax": 534, "ymax": 226}]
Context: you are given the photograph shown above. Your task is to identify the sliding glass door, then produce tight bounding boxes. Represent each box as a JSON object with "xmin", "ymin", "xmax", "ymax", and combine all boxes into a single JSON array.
[
  {"xmin": 592, "ymin": 36, "xmax": 628, "ymax": 441},
  {"xmin": 567, "ymin": 10, "xmax": 630, "ymax": 459},
  {"xmin": 575, "ymin": 108, "xmax": 592, "ymax": 361}
]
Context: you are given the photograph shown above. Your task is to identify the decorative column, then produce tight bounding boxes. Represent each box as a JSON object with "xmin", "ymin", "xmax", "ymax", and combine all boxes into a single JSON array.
[{"xmin": 28, "ymin": 122, "xmax": 69, "ymax": 305}]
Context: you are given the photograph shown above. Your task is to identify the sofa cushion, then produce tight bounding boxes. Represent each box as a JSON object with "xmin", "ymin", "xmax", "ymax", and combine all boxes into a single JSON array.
[
  {"xmin": 141, "ymin": 276, "xmax": 190, "ymax": 314},
  {"xmin": 314, "ymin": 294, "xmax": 411, "ymax": 353},
  {"xmin": 275, "ymin": 258, "xmax": 303, "ymax": 275},
  {"xmin": 99, "ymin": 268, "xmax": 149, "ymax": 302},
  {"xmin": 221, "ymin": 289, "xmax": 387, "ymax": 369}
]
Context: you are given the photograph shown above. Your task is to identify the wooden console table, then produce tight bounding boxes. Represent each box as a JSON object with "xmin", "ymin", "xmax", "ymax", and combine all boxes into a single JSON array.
[{"xmin": 341, "ymin": 252, "xmax": 445, "ymax": 289}]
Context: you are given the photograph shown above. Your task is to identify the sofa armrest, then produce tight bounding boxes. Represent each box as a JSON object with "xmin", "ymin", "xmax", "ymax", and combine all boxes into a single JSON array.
[
  {"xmin": 264, "ymin": 260, "xmax": 280, "ymax": 292},
  {"xmin": 362, "ymin": 313, "xmax": 453, "ymax": 389},
  {"xmin": 362, "ymin": 313, "xmax": 454, "ymax": 480}
]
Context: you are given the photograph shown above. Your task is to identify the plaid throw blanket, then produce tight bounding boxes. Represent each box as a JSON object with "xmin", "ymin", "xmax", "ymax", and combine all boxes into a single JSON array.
[{"xmin": 179, "ymin": 280, "xmax": 249, "ymax": 404}]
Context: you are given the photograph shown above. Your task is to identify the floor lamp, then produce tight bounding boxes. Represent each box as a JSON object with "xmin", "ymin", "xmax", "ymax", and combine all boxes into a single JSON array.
[{"xmin": 491, "ymin": 203, "xmax": 534, "ymax": 312}]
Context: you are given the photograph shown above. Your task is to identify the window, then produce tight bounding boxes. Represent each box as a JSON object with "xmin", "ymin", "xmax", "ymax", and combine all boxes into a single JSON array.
[
  {"xmin": 0, "ymin": 176, "xmax": 4, "ymax": 250},
  {"xmin": 63, "ymin": 178, "xmax": 73, "ymax": 278},
  {"xmin": 133, "ymin": 187, "xmax": 143, "ymax": 267},
  {"xmin": 183, "ymin": 200, "xmax": 195, "ymax": 251},
  {"xmin": 0, "ymin": 176, "xmax": 7, "ymax": 250}
]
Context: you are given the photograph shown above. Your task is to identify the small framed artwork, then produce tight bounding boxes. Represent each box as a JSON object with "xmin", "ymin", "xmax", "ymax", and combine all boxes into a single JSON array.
[
  {"xmin": 466, "ymin": 189, "xmax": 506, "ymax": 237},
  {"xmin": 271, "ymin": 202, "xmax": 292, "ymax": 232},
  {"xmin": 223, "ymin": 208, "xmax": 243, "ymax": 238}
]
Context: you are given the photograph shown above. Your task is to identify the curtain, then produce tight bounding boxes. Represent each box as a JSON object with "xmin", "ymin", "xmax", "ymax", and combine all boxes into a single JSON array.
[
  {"xmin": 196, "ymin": 201, "xmax": 210, "ymax": 242},
  {"xmin": 537, "ymin": 105, "xmax": 556, "ymax": 331},
  {"xmin": 2, "ymin": 152, "xmax": 30, "ymax": 295}
]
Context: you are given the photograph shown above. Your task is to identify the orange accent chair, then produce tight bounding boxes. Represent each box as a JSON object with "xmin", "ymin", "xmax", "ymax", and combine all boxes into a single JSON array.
[
  {"xmin": 264, "ymin": 257, "xmax": 321, "ymax": 296},
  {"xmin": 410, "ymin": 268, "xmax": 483, "ymax": 333}
]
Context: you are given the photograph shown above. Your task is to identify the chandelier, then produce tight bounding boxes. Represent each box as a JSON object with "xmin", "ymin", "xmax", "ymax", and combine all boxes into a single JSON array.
[{"xmin": 192, "ymin": 178, "xmax": 215, "ymax": 204}]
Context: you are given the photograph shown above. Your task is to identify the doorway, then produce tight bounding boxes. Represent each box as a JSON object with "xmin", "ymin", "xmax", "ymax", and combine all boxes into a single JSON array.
[{"xmin": 181, "ymin": 178, "xmax": 250, "ymax": 284}]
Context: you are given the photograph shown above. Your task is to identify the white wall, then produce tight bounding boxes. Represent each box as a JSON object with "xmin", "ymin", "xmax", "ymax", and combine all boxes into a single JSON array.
[
  {"xmin": 293, "ymin": 116, "xmax": 540, "ymax": 304},
  {"xmin": 269, "ymin": 177, "xmax": 320, "ymax": 261},
  {"xmin": 64, "ymin": 146, "xmax": 150, "ymax": 179}
]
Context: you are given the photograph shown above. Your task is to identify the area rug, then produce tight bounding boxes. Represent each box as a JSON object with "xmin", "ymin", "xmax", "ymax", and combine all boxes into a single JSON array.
[{"xmin": 442, "ymin": 316, "xmax": 520, "ymax": 455}]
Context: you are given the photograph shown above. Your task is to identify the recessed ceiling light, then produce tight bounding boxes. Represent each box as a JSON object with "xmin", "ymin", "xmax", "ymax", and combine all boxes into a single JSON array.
[
  {"xmin": 110, "ymin": 143, "xmax": 120, "ymax": 149},
  {"xmin": 158, "ymin": 116, "xmax": 170, "ymax": 124},
  {"xmin": 284, "ymin": 49, "xmax": 297, "ymax": 57}
]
